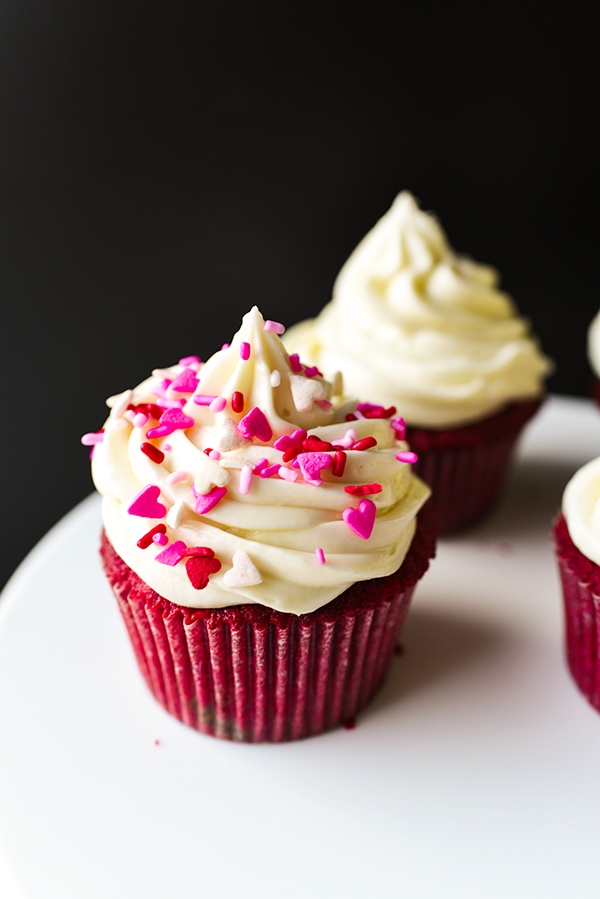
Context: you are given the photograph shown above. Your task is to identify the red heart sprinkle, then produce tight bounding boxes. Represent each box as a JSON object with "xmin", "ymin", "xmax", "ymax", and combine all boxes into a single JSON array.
[{"xmin": 185, "ymin": 555, "xmax": 222, "ymax": 589}]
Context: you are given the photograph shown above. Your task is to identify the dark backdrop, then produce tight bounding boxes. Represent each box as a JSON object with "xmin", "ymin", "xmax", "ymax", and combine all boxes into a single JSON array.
[{"xmin": 1, "ymin": 2, "xmax": 599, "ymax": 589}]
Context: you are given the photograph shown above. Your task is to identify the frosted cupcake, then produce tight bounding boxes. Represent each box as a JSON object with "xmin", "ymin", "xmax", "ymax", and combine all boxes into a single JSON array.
[
  {"xmin": 553, "ymin": 457, "xmax": 600, "ymax": 713},
  {"xmin": 83, "ymin": 306, "xmax": 435, "ymax": 742},
  {"xmin": 285, "ymin": 192, "xmax": 552, "ymax": 533}
]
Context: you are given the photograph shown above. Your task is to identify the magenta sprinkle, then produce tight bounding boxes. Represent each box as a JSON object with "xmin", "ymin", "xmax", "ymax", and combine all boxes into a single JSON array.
[
  {"xmin": 259, "ymin": 463, "xmax": 281, "ymax": 478},
  {"xmin": 140, "ymin": 442, "xmax": 165, "ymax": 464},
  {"xmin": 396, "ymin": 451, "xmax": 418, "ymax": 464},
  {"xmin": 288, "ymin": 353, "xmax": 302, "ymax": 373},
  {"xmin": 237, "ymin": 406, "xmax": 273, "ymax": 442},
  {"xmin": 193, "ymin": 485, "xmax": 228, "ymax": 514},
  {"xmin": 357, "ymin": 403, "xmax": 397, "ymax": 419},
  {"xmin": 240, "ymin": 341, "xmax": 251, "ymax": 361},
  {"xmin": 315, "ymin": 547, "xmax": 326, "ymax": 565},
  {"xmin": 304, "ymin": 365, "xmax": 321, "ymax": 378},
  {"xmin": 351, "ymin": 436, "xmax": 378, "ymax": 451},
  {"xmin": 146, "ymin": 408, "xmax": 195, "ymax": 439},
  {"xmin": 155, "ymin": 540, "xmax": 187, "ymax": 566},
  {"xmin": 153, "ymin": 532, "xmax": 169, "ymax": 546},
  {"xmin": 342, "ymin": 499, "xmax": 377, "ymax": 540},
  {"xmin": 193, "ymin": 394, "xmax": 218, "ymax": 406},
  {"xmin": 231, "ymin": 391, "xmax": 244, "ymax": 413},
  {"xmin": 178, "ymin": 355, "xmax": 201, "ymax": 370},
  {"xmin": 391, "ymin": 417, "xmax": 407, "ymax": 440},
  {"xmin": 127, "ymin": 485, "xmax": 167, "ymax": 519},
  {"xmin": 264, "ymin": 319, "xmax": 285, "ymax": 334},
  {"xmin": 170, "ymin": 367, "xmax": 200, "ymax": 394},
  {"xmin": 253, "ymin": 458, "xmax": 269, "ymax": 474}
]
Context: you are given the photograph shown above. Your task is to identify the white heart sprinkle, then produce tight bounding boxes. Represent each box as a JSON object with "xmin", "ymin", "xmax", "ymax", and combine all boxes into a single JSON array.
[
  {"xmin": 222, "ymin": 551, "xmax": 263, "ymax": 588},
  {"xmin": 290, "ymin": 374, "xmax": 328, "ymax": 412}
]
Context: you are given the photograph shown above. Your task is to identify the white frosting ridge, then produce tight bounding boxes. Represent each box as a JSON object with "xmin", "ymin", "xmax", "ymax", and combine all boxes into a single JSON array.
[
  {"xmin": 90, "ymin": 306, "xmax": 430, "ymax": 614},
  {"xmin": 563, "ymin": 456, "xmax": 600, "ymax": 567},
  {"xmin": 285, "ymin": 192, "xmax": 552, "ymax": 428}
]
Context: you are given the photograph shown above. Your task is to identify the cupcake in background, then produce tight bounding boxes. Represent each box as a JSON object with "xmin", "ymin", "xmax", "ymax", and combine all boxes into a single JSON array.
[
  {"xmin": 587, "ymin": 309, "xmax": 600, "ymax": 406},
  {"xmin": 553, "ymin": 458, "xmax": 600, "ymax": 714},
  {"xmin": 285, "ymin": 192, "xmax": 553, "ymax": 533},
  {"xmin": 84, "ymin": 306, "xmax": 436, "ymax": 742}
]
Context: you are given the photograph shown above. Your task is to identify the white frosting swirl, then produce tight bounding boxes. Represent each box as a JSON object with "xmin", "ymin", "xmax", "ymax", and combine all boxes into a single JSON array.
[
  {"xmin": 285, "ymin": 192, "xmax": 551, "ymax": 427},
  {"xmin": 587, "ymin": 310, "xmax": 600, "ymax": 377},
  {"xmin": 563, "ymin": 457, "xmax": 600, "ymax": 566},
  {"xmin": 90, "ymin": 306, "xmax": 430, "ymax": 614}
]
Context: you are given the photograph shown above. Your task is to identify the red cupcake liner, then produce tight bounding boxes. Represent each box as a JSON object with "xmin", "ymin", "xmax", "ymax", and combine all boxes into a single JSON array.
[
  {"xmin": 406, "ymin": 398, "xmax": 544, "ymax": 534},
  {"xmin": 100, "ymin": 515, "xmax": 437, "ymax": 742},
  {"xmin": 553, "ymin": 512, "xmax": 600, "ymax": 712}
]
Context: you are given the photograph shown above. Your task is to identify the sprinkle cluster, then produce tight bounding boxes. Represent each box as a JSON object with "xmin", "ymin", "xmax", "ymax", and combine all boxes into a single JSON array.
[{"xmin": 82, "ymin": 316, "xmax": 418, "ymax": 592}]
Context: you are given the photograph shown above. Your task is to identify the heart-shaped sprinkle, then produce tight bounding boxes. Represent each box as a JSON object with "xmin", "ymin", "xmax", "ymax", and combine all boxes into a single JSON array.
[
  {"xmin": 193, "ymin": 485, "xmax": 227, "ymax": 514},
  {"xmin": 146, "ymin": 407, "xmax": 195, "ymax": 439},
  {"xmin": 170, "ymin": 367, "xmax": 200, "ymax": 394},
  {"xmin": 154, "ymin": 540, "xmax": 187, "ymax": 566},
  {"xmin": 342, "ymin": 499, "xmax": 377, "ymax": 540},
  {"xmin": 127, "ymin": 484, "xmax": 167, "ymax": 519},
  {"xmin": 296, "ymin": 451, "xmax": 332, "ymax": 483},
  {"xmin": 222, "ymin": 551, "xmax": 263, "ymax": 588},
  {"xmin": 185, "ymin": 554, "xmax": 221, "ymax": 589},
  {"xmin": 290, "ymin": 374, "xmax": 327, "ymax": 412},
  {"xmin": 237, "ymin": 406, "xmax": 273, "ymax": 442},
  {"xmin": 192, "ymin": 451, "xmax": 230, "ymax": 495}
]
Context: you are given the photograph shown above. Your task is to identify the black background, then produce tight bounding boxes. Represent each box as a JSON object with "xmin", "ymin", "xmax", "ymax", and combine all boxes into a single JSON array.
[{"xmin": 1, "ymin": 2, "xmax": 599, "ymax": 590}]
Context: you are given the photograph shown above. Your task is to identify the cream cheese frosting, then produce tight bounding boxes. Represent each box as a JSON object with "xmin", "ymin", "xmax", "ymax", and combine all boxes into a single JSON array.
[
  {"xmin": 563, "ymin": 456, "xmax": 600, "ymax": 567},
  {"xmin": 285, "ymin": 192, "xmax": 552, "ymax": 428},
  {"xmin": 86, "ymin": 306, "xmax": 430, "ymax": 615},
  {"xmin": 587, "ymin": 310, "xmax": 600, "ymax": 377}
]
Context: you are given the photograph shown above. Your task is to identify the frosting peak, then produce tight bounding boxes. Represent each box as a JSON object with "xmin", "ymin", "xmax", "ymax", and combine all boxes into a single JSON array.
[
  {"xmin": 285, "ymin": 192, "xmax": 552, "ymax": 427},
  {"xmin": 86, "ymin": 306, "xmax": 430, "ymax": 615}
]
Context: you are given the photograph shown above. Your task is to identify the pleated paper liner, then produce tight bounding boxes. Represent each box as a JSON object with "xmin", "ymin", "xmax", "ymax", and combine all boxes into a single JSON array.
[
  {"xmin": 406, "ymin": 397, "xmax": 544, "ymax": 534},
  {"xmin": 553, "ymin": 512, "xmax": 600, "ymax": 713},
  {"xmin": 100, "ymin": 515, "xmax": 436, "ymax": 742}
]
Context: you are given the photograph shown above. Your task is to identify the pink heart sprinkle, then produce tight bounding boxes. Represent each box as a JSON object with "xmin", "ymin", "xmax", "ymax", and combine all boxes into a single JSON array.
[
  {"xmin": 127, "ymin": 484, "xmax": 167, "ymax": 519},
  {"xmin": 170, "ymin": 367, "xmax": 200, "ymax": 394},
  {"xmin": 296, "ymin": 451, "xmax": 332, "ymax": 483},
  {"xmin": 193, "ymin": 485, "xmax": 227, "ymax": 514},
  {"xmin": 342, "ymin": 499, "xmax": 377, "ymax": 540},
  {"xmin": 237, "ymin": 406, "xmax": 273, "ymax": 442},
  {"xmin": 146, "ymin": 407, "xmax": 195, "ymax": 438}
]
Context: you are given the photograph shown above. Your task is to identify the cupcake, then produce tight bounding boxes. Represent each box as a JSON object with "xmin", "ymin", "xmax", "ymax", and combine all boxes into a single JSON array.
[
  {"xmin": 553, "ymin": 458, "xmax": 600, "ymax": 713},
  {"xmin": 586, "ymin": 309, "xmax": 600, "ymax": 406},
  {"xmin": 83, "ymin": 306, "xmax": 435, "ymax": 742},
  {"xmin": 285, "ymin": 192, "xmax": 552, "ymax": 533}
]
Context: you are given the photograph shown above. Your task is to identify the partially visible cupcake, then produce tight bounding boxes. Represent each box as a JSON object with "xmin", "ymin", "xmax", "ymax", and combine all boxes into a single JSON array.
[
  {"xmin": 83, "ymin": 306, "xmax": 435, "ymax": 742},
  {"xmin": 586, "ymin": 309, "xmax": 600, "ymax": 406},
  {"xmin": 285, "ymin": 192, "xmax": 553, "ymax": 533},
  {"xmin": 553, "ymin": 457, "xmax": 600, "ymax": 713}
]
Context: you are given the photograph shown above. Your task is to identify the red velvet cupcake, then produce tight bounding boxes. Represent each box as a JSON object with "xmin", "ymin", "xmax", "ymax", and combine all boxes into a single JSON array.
[
  {"xmin": 552, "ymin": 457, "xmax": 600, "ymax": 711},
  {"xmin": 284, "ymin": 192, "xmax": 552, "ymax": 533},
  {"xmin": 84, "ymin": 307, "xmax": 435, "ymax": 741},
  {"xmin": 553, "ymin": 457, "xmax": 600, "ymax": 713}
]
